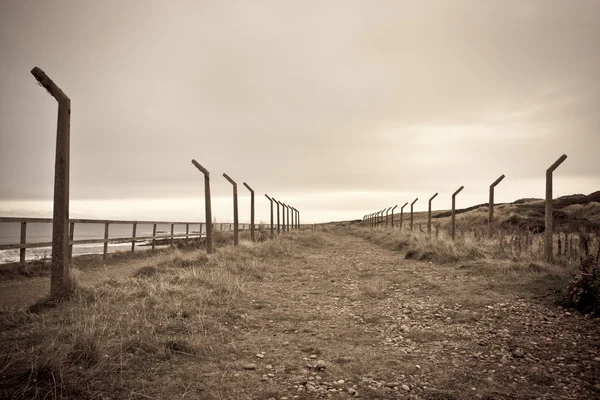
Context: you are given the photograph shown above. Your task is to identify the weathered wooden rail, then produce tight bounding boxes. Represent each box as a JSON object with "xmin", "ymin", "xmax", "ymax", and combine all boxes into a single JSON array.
[{"xmin": 0, "ymin": 217, "xmax": 268, "ymax": 265}]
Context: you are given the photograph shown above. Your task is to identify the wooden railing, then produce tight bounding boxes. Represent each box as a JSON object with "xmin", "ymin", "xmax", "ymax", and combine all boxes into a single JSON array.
[{"xmin": 0, "ymin": 217, "xmax": 274, "ymax": 265}]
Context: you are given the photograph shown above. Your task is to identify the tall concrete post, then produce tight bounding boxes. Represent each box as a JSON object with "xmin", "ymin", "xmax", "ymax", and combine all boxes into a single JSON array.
[
  {"xmin": 410, "ymin": 198, "xmax": 419, "ymax": 231},
  {"xmin": 31, "ymin": 67, "xmax": 72, "ymax": 298},
  {"xmin": 400, "ymin": 202, "xmax": 408, "ymax": 231},
  {"xmin": 451, "ymin": 186, "xmax": 464, "ymax": 240},
  {"xmin": 428, "ymin": 193, "xmax": 438, "ymax": 235},
  {"xmin": 223, "ymin": 173, "xmax": 239, "ymax": 245},
  {"xmin": 192, "ymin": 160, "xmax": 213, "ymax": 253},
  {"xmin": 545, "ymin": 155, "xmax": 567, "ymax": 262},
  {"xmin": 243, "ymin": 182, "xmax": 255, "ymax": 241},
  {"xmin": 390, "ymin": 205, "xmax": 398, "ymax": 227},
  {"xmin": 488, "ymin": 174, "xmax": 505, "ymax": 237},
  {"xmin": 265, "ymin": 194, "xmax": 274, "ymax": 237}
]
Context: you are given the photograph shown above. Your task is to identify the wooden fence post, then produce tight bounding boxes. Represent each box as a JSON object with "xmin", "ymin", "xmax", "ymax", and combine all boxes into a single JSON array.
[
  {"xmin": 68, "ymin": 222, "xmax": 74, "ymax": 260},
  {"xmin": 545, "ymin": 154, "xmax": 567, "ymax": 262},
  {"xmin": 170, "ymin": 223, "xmax": 175, "ymax": 247},
  {"xmin": 243, "ymin": 182, "xmax": 255, "ymax": 241},
  {"xmin": 131, "ymin": 223, "xmax": 137, "ymax": 252},
  {"xmin": 488, "ymin": 174, "xmax": 505, "ymax": 237},
  {"xmin": 451, "ymin": 186, "xmax": 465, "ymax": 240},
  {"xmin": 385, "ymin": 206, "xmax": 392, "ymax": 227},
  {"xmin": 290, "ymin": 205, "xmax": 295, "ymax": 231},
  {"xmin": 223, "ymin": 173, "xmax": 239, "ymax": 246},
  {"xmin": 103, "ymin": 223, "xmax": 109, "ymax": 260},
  {"xmin": 410, "ymin": 198, "xmax": 418, "ymax": 231},
  {"xmin": 400, "ymin": 202, "xmax": 408, "ymax": 231},
  {"xmin": 20, "ymin": 222, "xmax": 27, "ymax": 266},
  {"xmin": 428, "ymin": 193, "xmax": 438, "ymax": 236},
  {"xmin": 152, "ymin": 224, "xmax": 157, "ymax": 251},
  {"xmin": 191, "ymin": 160, "xmax": 213, "ymax": 254},
  {"xmin": 31, "ymin": 66, "xmax": 71, "ymax": 298},
  {"xmin": 265, "ymin": 194, "xmax": 274, "ymax": 237}
]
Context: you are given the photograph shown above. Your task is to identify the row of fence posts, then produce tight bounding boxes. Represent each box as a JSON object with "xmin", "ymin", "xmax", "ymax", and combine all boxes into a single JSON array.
[
  {"xmin": 360, "ymin": 154, "xmax": 568, "ymax": 263},
  {"xmin": 188, "ymin": 165, "xmax": 302, "ymax": 255},
  {"xmin": 30, "ymin": 66, "xmax": 303, "ymax": 299}
]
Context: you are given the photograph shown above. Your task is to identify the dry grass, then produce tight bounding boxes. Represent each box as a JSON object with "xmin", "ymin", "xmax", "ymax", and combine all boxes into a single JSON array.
[{"xmin": 0, "ymin": 231, "xmax": 318, "ymax": 399}]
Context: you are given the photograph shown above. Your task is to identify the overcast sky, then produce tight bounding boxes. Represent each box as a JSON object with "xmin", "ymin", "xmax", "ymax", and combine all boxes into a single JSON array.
[{"xmin": 0, "ymin": 0, "xmax": 599, "ymax": 224}]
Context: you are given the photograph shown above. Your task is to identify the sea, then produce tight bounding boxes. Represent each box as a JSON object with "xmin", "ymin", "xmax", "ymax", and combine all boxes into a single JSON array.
[{"xmin": 0, "ymin": 222, "xmax": 211, "ymax": 264}]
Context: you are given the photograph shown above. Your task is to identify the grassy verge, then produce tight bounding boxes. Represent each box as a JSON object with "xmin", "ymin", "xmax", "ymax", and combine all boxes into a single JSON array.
[
  {"xmin": 349, "ymin": 226, "xmax": 585, "ymax": 307},
  {"xmin": 0, "ymin": 230, "xmax": 321, "ymax": 399}
]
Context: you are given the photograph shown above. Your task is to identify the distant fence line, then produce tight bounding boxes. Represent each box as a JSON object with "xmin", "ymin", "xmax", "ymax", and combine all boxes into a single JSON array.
[
  {"xmin": 0, "ymin": 217, "xmax": 310, "ymax": 266},
  {"xmin": 361, "ymin": 154, "xmax": 571, "ymax": 263}
]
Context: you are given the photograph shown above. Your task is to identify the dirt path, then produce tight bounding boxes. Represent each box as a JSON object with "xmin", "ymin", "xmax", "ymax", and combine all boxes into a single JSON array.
[
  {"xmin": 1, "ymin": 231, "xmax": 599, "ymax": 399},
  {"xmin": 213, "ymin": 232, "xmax": 599, "ymax": 399}
]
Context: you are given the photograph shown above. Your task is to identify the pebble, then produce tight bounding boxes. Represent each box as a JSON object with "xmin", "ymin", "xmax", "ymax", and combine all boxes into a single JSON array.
[
  {"xmin": 401, "ymin": 384, "xmax": 410, "ymax": 391},
  {"xmin": 244, "ymin": 363, "xmax": 257, "ymax": 370},
  {"xmin": 310, "ymin": 354, "xmax": 317, "ymax": 359},
  {"xmin": 512, "ymin": 349, "xmax": 525, "ymax": 358},
  {"xmin": 400, "ymin": 325, "xmax": 410, "ymax": 332},
  {"xmin": 316, "ymin": 360, "xmax": 327, "ymax": 369},
  {"xmin": 348, "ymin": 388, "xmax": 357, "ymax": 396},
  {"xmin": 256, "ymin": 354, "xmax": 264, "ymax": 359}
]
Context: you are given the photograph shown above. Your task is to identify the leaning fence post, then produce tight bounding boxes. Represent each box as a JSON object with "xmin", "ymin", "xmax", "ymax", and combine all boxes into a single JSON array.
[
  {"xmin": 385, "ymin": 207, "xmax": 392, "ymax": 227},
  {"xmin": 223, "ymin": 173, "xmax": 239, "ymax": 246},
  {"xmin": 283, "ymin": 203, "xmax": 290, "ymax": 232},
  {"xmin": 265, "ymin": 194, "xmax": 275, "ymax": 237},
  {"xmin": 451, "ymin": 186, "xmax": 465, "ymax": 240},
  {"xmin": 31, "ymin": 66, "xmax": 71, "ymax": 298},
  {"xmin": 191, "ymin": 160, "xmax": 213, "ymax": 253},
  {"xmin": 410, "ymin": 198, "xmax": 418, "ymax": 231},
  {"xmin": 545, "ymin": 154, "xmax": 567, "ymax": 262},
  {"xmin": 243, "ymin": 182, "xmax": 255, "ymax": 241},
  {"xmin": 290, "ymin": 205, "xmax": 295, "ymax": 231},
  {"xmin": 488, "ymin": 174, "xmax": 505, "ymax": 237},
  {"xmin": 428, "ymin": 193, "xmax": 438, "ymax": 235},
  {"xmin": 400, "ymin": 203, "xmax": 408, "ymax": 231}
]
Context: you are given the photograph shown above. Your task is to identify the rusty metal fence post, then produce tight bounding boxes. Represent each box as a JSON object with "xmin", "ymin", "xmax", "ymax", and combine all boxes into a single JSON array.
[
  {"xmin": 400, "ymin": 202, "xmax": 408, "ymax": 231},
  {"xmin": 410, "ymin": 198, "xmax": 418, "ymax": 231},
  {"xmin": 31, "ymin": 67, "xmax": 71, "ymax": 298},
  {"xmin": 223, "ymin": 173, "xmax": 239, "ymax": 245},
  {"xmin": 265, "ymin": 194, "xmax": 274, "ymax": 237},
  {"xmin": 451, "ymin": 186, "xmax": 464, "ymax": 240},
  {"xmin": 428, "ymin": 193, "xmax": 438, "ymax": 235},
  {"xmin": 191, "ymin": 160, "xmax": 213, "ymax": 253},
  {"xmin": 243, "ymin": 182, "xmax": 255, "ymax": 241},
  {"xmin": 545, "ymin": 154, "xmax": 567, "ymax": 262},
  {"xmin": 290, "ymin": 205, "xmax": 295, "ymax": 231},
  {"xmin": 488, "ymin": 174, "xmax": 505, "ymax": 237}
]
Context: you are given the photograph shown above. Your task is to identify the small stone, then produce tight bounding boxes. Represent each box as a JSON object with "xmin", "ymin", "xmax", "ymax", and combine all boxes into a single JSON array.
[
  {"xmin": 316, "ymin": 360, "xmax": 327, "ymax": 369},
  {"xmin": 401, "ymin": 384, "xmax": 410, "ymax": 391},
  {"xmin": 310, "ymin": 354, "xmax": 317, "ymax": 359},
  {"xmin": 244, "ymin": 363, "xmax": 257, "ymax": 370},
  {"xmin": 267, "ymin": 373, "xmax": 275, "ymax": 378},
  {"xmin": 256, "ymin": 354, "xmax": 264, "ymax": 359},
  {"xmin": 500, "ymin": 356, "xmax": 510, "ymax": 365},
  {"xmin": 512, "ymin": 349, "xmax": 525, "ymax": 358},
  {"xmin": 266, "ymin": 364, "xmax": 273, "ymax": 369},
  {"xmin": 348, "ymin": 388, "xmax": 357, "ymax": 396},
  {"xmin": 400, "ymin": 325, "xmax": 410, "ymax": 332},
  {"xmin": 337, "ymin": 380, "xmax": 345, "ymax": 384}
]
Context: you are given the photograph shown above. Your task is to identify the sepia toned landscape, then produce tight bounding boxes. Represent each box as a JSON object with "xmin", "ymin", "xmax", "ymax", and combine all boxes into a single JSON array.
[{"xmin": 1, "ymin": 1, "xmax": 600, "ymax": 399}]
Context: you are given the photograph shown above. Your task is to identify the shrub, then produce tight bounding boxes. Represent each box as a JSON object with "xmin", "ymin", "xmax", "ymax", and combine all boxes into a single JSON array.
[{"xmin": 567, "ymin": 255, "xmax": 600, "ymax": 315}]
